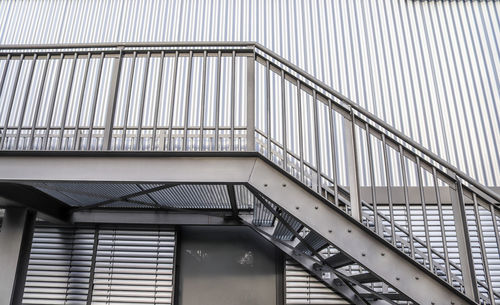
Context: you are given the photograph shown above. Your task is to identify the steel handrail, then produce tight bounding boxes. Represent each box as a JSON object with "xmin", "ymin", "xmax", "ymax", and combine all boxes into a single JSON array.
[
  {"xmin": 0, "ymin": 46, "xmax": 496, "ymax": 219},
  {"xmin": 252, "ymin": 42, "xmax": 500, "ymax": 205},
  {"xmin": 0, "ymin": 41, "xmax": 497, "ymax": 202}
]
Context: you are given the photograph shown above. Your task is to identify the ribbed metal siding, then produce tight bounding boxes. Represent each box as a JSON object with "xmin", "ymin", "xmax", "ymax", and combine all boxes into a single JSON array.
[
  {"xmin": 0, "ymin": 0, "xmax": 498, "ymax": 186},
  {"xmin": 285, "ymin": 258, "xmax": 350, "ymax": 305},
  {"xmin": 21, "ymin": 225, "xmax": 176, "ymax": 305}
]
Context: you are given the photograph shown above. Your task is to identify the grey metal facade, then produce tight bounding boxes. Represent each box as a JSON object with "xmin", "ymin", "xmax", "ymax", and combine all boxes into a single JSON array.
[
  {"xmin": 0, "ymin": 1, "xmax": 499, "ymax": 305},
  {"xmin": 0, "ymin": 0, "xmax": 499, "ymax": 186}
]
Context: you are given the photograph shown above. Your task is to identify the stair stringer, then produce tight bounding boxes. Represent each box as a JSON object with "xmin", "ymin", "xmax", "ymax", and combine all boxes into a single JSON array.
[
  {"xmin": 240, "ymin": 217, "xmax": 369, "ymax": 305},
  {"xmin": 247, "ymin": 158, "xmax": 475, "ymax": 305}
]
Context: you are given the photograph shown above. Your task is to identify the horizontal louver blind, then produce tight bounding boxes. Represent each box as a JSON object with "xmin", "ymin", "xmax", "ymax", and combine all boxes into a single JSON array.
[
  {"xmin": 22, "ymin": 226, "xmax": 96, "ymax": 305},
  {"xmin": 285, "ymin": 258, "xmax": 350, "ymax": 305},
  {"xmin": 22, "ymin": 225, "xmax": 176, "ymax": 305},
  {"xmin": 90, "ymin": 228, "xmax": 175, "ymax": 305}
]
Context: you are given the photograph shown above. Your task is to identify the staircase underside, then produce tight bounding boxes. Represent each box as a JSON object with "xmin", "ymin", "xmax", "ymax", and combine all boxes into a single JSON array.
[{"xmin": 0, "ymin": 151, "xmax": 477, "ymax": 305}]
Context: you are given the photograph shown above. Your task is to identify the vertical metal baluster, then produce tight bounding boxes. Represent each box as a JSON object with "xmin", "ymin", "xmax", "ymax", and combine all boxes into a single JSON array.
[
  {"xmin": 72, "ymin": 53, "xmax": 91, "ymax": 150},
  {"xmin": 0, "ymin": 55, "xmax": 12, "ymax": 145},
  {"xmin": 451, "ymin": 177, "xmax": 479, "ymax": 301},
  {"xmin": 432, "ymin": 167, "xmax": 451, "ymax": 284},
  {"xmin": 121, "ymin": 52, "xmax": 137, "ymax": 151},
  {"xmin": 0, "ymin": 54, "xmax": 11, "ymax": 98},
  {"xmin": 365, "ymin": 123, "xmax": 378, "ymax": 234},
  {"xmin": 312, "ymin": 90, "xmax": 322, "ymax": 194},
  {"xmin": 30, "ymin": 54, "xmax": 50, "ymax": 150},
  {"xmin": 280, "ymin": 69, "xmax": 287, "ymax": 171},
  {"xmin": 416, "ymin": 156, "xmax": 433, "ymax": 271},
  {"xmin": 15, "ymin": 54, "xmax": 37, "ymax": 150},
  {"xmin": 490, "ymin": 204, "xmax": 500, "ymax": 265},
  {"xmin": 182, "ymin": 51, "xmax": 193, "ymax": 151},
  {"xmin": 399, "ymin": 144, "xmax": 415, "ymax": 258},
  {"xmin": 266, "ymin": 60, "xmax": 271, "ymax": 158},
  {"xmin": 42, "ymin": 54, "xmax": 64, "ymax": 150},
  {"xmin": 57, "ymin": 53, "xmax": 77, "ymax": 150},
  {"xmin": 246, "ymin": 53, "xmax": 255, "ymax": 152},
  {"xmin": 1, "ymin": 54, "xmax": 24, "ymax": 149},
  {"xmin": 168, "ymin": 51, "xmax": 179, "ymax": 151},
  {"xmin": 297, "ymin": 80, "xmax": 304, "ymax": 182},
  {"xmin": 328, "ymin": 100, "xmax": 339, "ymax": 207},
  {"xmin": 214, "ymin": 51, "xmax": 221, "ymax": 151},
  {"xmin": 472, "ymin": 193, "xmax": 495, "ymax": 305},
  {"xmin": 137, "ymin": 51, "xmax": 151, "ymax": 151},
  {"xmin": 199, "ymin": 51, "xmax": 207, "ymax": 151},
  {"xmin": 381, "ymin": 134, "xmax": 396, "ymax": 244},
  {"xmin": 87, "ymin": 52, "xmax": 104, "ymax": 151},
  {"xmin": 230, "ymin": 51, "xmax": 236, "ymax": 151},
  {"xmin": 152, "ymin": 51, "xmax": 165, "ymax": 151}
]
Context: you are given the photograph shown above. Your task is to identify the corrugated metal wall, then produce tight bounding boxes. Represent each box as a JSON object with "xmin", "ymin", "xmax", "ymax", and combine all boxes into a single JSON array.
[{"xmin": 0, "ymin": 0, "xmax": 499, "ymax": 186}]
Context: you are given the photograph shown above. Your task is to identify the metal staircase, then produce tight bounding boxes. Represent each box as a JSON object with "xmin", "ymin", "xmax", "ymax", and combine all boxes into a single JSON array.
[{"xmin": 0, "ymin": 42, "xmax": 499, "ymax": 305}]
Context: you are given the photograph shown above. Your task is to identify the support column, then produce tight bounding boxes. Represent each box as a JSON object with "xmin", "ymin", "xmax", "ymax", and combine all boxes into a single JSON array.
[
  {"xmin": 0, "ymin": 207, "xmax": 36, "ymax": 305},
  {"xmin": 246, "ymin": 54, "xmax": 255, "ymax": 152},
  {"xmin": 103, "ymin": 51, "xmax": 123, "ymax": 150}
]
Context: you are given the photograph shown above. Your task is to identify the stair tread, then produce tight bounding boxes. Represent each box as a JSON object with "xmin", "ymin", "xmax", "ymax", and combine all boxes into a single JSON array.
[
  {"xmin": 359, "ymin": 292, "xmax": 410, "ymax": 301},
  {"xmin": 324, "ymin": 252, "xmax": 353, "ymax": 269},
  {"xmin": 294, "ymin": 231, "xmax": 329, "ymax": 254},
  {"xmin": 349, "ymin": 272, "xmax": 380, "ymax": 284}
]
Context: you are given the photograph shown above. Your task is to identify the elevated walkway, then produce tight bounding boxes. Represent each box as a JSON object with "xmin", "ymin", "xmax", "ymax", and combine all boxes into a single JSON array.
[{"xmin": 0, "ymin": 43, "xmax": 499, "ymax": 305}]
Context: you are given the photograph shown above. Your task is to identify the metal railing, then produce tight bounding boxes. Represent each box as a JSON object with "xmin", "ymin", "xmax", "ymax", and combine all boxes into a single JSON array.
[{"xmin": 0, "ymin": 42, "xmax": 499, "ymax": 304}]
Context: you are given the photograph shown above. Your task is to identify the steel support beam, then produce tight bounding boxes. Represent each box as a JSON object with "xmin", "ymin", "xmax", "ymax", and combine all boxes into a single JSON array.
[
  {"xmin": 72, "ymin": 210, "xmax": 239, "ymax": 225},
  {"xmin": 0, "ymin": 153, "xmax": 255, "ymax": 183},
  {"xmin": 0, "ymin": 153, "xmax": 477, "ymax": 305},
  {"xmin": 227, "ymin": 184, "xmax": 239, "ymax": 218},
  {"xmin": 0, "ymin": 208, "xmax": 36, "ymax": 305},
  {"xmin": 0, "ymin": 183, "xmax": 71, "ymax": 223}
]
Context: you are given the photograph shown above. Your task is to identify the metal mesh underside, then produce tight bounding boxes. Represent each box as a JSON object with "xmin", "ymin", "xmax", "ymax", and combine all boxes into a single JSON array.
[{"xmin": 29, "ymin": 182, "xmax": 259, "ymax": 208}]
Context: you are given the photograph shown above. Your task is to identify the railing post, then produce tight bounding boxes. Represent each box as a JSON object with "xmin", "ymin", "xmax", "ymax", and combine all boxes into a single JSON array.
[
  {"xmin": 246, "ymin": 54, "xmax": 255, "ymax": 152},
  {"xmin": 450, "ymin": 177, "xmax": 479, "ymax": 302},
  {"xmin": 103, "ymin": 50, "xmax": 123, "ymax": 150},
  {"xmin": 0, "ymin": 207, "xmax": 36, "ymax": 305},
  {"xmin": 343, "ymin": 110, "xmax": 361, "ymax": 221}
]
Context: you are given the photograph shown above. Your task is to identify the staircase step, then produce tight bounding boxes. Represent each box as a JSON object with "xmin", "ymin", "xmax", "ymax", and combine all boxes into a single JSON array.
[
  {"xmin": 359, "ymin": 293, "xmax": 410, "ymax": 301},
  {"xmin": 324, "ymin": 252, "xmax": 353, "ymax": 269},
  {"xmin": 273, "ymin": 212, "xmax": 302, "ymax": 241},
  {"xmin": 349, "ymin": 272, "xmax": 380, "ymax": 284},
  {"xmin": 294, "ymin": 231, "xmax": 329, "ymax": 254}
]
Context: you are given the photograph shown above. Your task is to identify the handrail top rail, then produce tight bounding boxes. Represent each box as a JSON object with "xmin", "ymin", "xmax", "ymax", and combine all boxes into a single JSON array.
[
  {"xmin": 0, "ymin": 41, "xmax": 498, "ymax": 204},
  {"xmin": 0, "ymin": 41, "xmax": 255, "ymax": 50}
]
